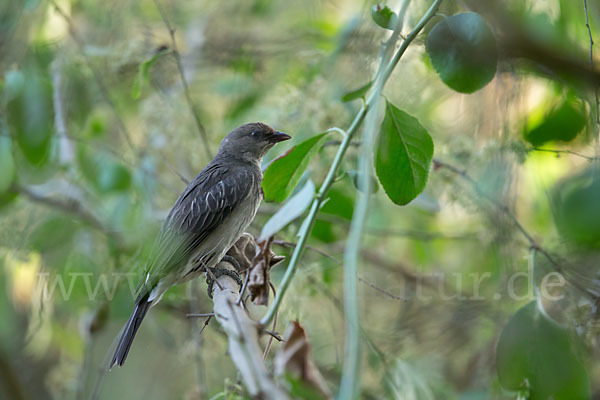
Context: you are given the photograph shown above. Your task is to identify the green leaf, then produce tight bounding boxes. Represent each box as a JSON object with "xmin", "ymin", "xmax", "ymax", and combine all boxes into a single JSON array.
[
  {"xmin": 371, "ymin": 4, "xmax": 398, "ymax": 30},
  {"xmin": 312, "ymin": 187, "xmax": 354, "ymax": 243},
  {"xmin": 552, "ymin": 166, "xmax": 600, "ymax": 247},
  {"xmin": 6, "ymin": 68, "xmax": 54, "ymax": 165},
  {"xmin": 30, "ymin": 216, "xmax": 78, "ymax": 253},
  {"xmin": 262, "ymin": 132, "xmax": 329, "ymax": 202},
  {"xmin": 97, "ymin": 163, "xmax": 132, "ymax": 193},
  {"xmin": 341, "ymin": 81, "xmax": 372, "ymax": 102},
  {"xmin": 260, "ymin": 179, "xmax": 315, "ymax": 240},
  {"xmin": 496, "ymin": 301, "xmax": 590, "ymax": 399},
  {"xmin": 0, "ymin": 136, "xmax": 15, "ymax": 194},
  {"xmin": 524, "ymin": 97, "xmax": 586, "ymax": 146},
  {"xmin": 426, "ymin": 12, "xmax": 497, "ymax": 93},
  {"xmin": 132, "ymin": 49, "xmax": 168, "ymax": 99},
  {"xmin": 0, "ymin": 191, "xmax": 18, "ymax": 210},
  {"xmin": 375, "ymin": 101, "xmax": 434, "ymax": 205}
]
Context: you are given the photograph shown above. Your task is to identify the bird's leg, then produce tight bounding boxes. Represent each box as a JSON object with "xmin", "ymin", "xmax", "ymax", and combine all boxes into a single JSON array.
[{"xmin": 205, "ymin": 255, "xmax": 243, "ymax": 299}]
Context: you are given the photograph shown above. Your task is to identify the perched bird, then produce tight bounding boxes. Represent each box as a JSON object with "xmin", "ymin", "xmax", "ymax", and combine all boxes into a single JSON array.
[{"xmin": 110, "ymin": 122, "xmax": 290, "ymax": 368}]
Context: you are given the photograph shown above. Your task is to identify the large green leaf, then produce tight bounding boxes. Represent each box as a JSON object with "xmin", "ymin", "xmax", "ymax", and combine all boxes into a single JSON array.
[
  {"xmin": 0, "ymin": 136, "xmax": 15, "ymax": 194},
  {"xmin": 524, "ymin": 97, "xmax": 586, "ymax": 146},
  {"xmin": 76, "ymin": 145, "xmax": 131, "ymax": 193},
  {"xmin": 6, "ymin": 67, "xmax": 54, "ymax": 165},
  {"xmin": 426, "ymin": 12, "xmax": 497, "ymax": 93},
  {"xmin": 262, "ymin": 132, "xmax": 328, "ymax": 202},
  {"xmin": 496, "ymin": 301, "xmax": 590, "ymax": 399},
  {"xmin": 375, "ymin": 101, "xmax": 433, "ymax": 205},
  {"xmin": 552, "ymin": 167, "xmax": 600, "ymax": 247}
]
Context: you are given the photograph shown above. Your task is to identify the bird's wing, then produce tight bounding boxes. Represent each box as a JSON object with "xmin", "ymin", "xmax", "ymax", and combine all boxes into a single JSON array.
[{"xmin": 142, "ymin": 163, "xmax": 257, "ymax": 291}]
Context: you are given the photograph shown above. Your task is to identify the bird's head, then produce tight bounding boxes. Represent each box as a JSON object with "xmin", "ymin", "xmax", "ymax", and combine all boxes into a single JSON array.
[{"xmin": 218, "ymin": 122, "xmax": 291, "ymax": 163}]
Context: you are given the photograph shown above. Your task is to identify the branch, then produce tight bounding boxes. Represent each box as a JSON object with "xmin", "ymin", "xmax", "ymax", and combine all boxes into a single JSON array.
[
  {"xmin": 433, "ymin": 158, "xmax": 598, "ymax": 299},
  {"xmin": 357, "ymin": 276, "xmax": 407, "ymax": 301},
  {"xmin": 210, "ymin": 260, "xmax": 290, "ymax": 400},
  {"xmin": 13, "ymin": 184, "xmax": 125, "ymax": 247},
  {"xmin": 259, "ymin": 0, "xmax": 444, "ymax": 328},
  {"xmin": 46, "ymin": 0, "xmax": 134, "ymax": 153},
  {"xmin": 273, "ymin": 240, "xmax": 412, "ymax": 300},
  {"xmin": 152, "ymin": 0, "xmax": 212, "ymax": 160}
]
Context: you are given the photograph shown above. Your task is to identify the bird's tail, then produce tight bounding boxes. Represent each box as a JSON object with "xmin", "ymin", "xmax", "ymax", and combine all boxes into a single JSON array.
[{"xmin": 110, "ymin": 293, "xmax": 151, "ymax": 368}]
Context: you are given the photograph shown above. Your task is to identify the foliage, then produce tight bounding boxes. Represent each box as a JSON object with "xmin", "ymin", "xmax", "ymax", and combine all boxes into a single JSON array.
[
  {"xmin": 375, "ymin": 100, "xmax": 434, "ymax": 205},
  {"xmin": 496, "ymin": 301, "xmax": 590, "ymax": 399},
  {"xmin": 426, "ymin": 12, "xmax": 497, "ymax": 93},
  {"xmin": 262, "ymin": 132, "xmax": 329, "ymax": 202},
  {"xmin": 1, "ymin": 0, "xmax": 599, "ymax": 399}
]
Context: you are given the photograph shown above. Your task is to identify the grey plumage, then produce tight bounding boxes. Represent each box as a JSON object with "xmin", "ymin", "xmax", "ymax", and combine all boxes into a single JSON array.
[{"xmin": 110, "ymin": 122, "xmax": 290, "ymax": 368}]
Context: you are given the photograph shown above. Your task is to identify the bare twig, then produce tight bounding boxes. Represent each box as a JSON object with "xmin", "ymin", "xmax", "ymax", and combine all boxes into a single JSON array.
[
  {"xmin": 528, "ymin": 146, "xmax": 599, "ymax": 161},
  {"xmin": 46, "ymin": 0, "xmax": 134, "ymax": 153},
  {"xmin": 236, "ymin": 269, "xmax": 251, "ymax": 305},
  {"xmin": 262, "ymin": 282, "xmax": 278, "ymax": 361},
  {"xmin": 152, "ymin": 0, "xmax": 212, "ymax": 160},
  {"xmin": 272, "ymin": 240, "xmax": 442, "ymax": 299},
  {"xmin": 13, "ymin": 184, "xmax": 125, "ymax": 245},
  {"xmin": 198, "ymin": 315, "xmax": 212, "ymax": 336},
  {"xmin": 358, "ymin": 276, "xmax": 407, "ymax": 301},
  {"xmin": 186, "ymin": 312, "xmax": 215, "ymax": 318},
  {"xmin": 583, "ymin": 0, "xmax": 600, "ymax": 134},
  {"xmin": 433, "ymin": 158, "xmax": 597, "ymax": 298}
]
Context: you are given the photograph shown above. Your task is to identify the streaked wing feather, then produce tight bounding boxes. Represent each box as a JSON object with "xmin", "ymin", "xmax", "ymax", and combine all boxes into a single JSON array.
[{"xmin": 142, "ymin": 164, "xmax": 254, "ymax": 290}]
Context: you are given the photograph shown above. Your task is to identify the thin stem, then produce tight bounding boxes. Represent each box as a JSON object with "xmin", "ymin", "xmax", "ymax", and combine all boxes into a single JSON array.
[
  {"xmin": 259, "ymin": 0, "xmax": 444, "ymax": 328},
  {"xmin": 528, "ymin": 146, "xmax": 598, "ymax": 161},
  {"xmin": 583, "ymin": 0, "xmax": 600, "ymax": 142},
  {"xmin": 327, "ymin": 127, "xmax": 348, "ymax": 138},
  {"xmin": 259, "ymin": 105, "xmax": 368, "ymax": 327},
  {"xmin": 262, "ymin": 282, "xmax": 278, "ymax": 360},
  {"xmin": 433, "ymin": 158, "xmax": 597, "ymax": 299},
  {"xmin": 46, "ymin": 0, "xmax": 134, "ymax": 153},
  {"xmin": 152, "ymin": 0, "xmax": 213, "ymax": 160},
  {"xmin": 339, "ymin": 1, "xmax": 413, "ymax": 397}
]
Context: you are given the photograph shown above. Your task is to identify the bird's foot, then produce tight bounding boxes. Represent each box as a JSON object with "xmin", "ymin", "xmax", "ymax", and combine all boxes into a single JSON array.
[
  {"xmin": 205, "ymin": 256, "xmax": 243, "ymax": 299},
  {"xmin": 221, "ymin": 254, "xmax": 242, "ymax": 271}
]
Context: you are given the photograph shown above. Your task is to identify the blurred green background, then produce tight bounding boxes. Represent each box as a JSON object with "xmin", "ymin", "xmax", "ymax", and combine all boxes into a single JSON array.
[{"xmin": 1, "ymin": 0, "xmax": 600, "ymax": 399}]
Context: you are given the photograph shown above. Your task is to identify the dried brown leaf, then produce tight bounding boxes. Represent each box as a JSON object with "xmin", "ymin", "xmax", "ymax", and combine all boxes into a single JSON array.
[{"xmin": 274, "ymin": 321, "xmax": 332, "ymax": 399}]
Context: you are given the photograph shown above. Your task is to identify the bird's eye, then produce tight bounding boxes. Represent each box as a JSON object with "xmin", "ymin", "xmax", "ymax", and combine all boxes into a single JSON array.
[{"xmin": 251, "ymin": 130, "xmax": 259, "ymax": 137}]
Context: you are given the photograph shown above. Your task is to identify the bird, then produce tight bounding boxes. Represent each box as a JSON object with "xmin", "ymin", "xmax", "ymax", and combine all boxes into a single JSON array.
[{"xmin": 110, "ymin": 122, "xmax": 291, "ymax": 368}]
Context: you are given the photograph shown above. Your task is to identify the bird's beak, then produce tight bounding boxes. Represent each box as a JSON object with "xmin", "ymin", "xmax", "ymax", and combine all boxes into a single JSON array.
[{"xmin": 270, "ymin": 131, "xmax": 291, "ymax": 143}]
